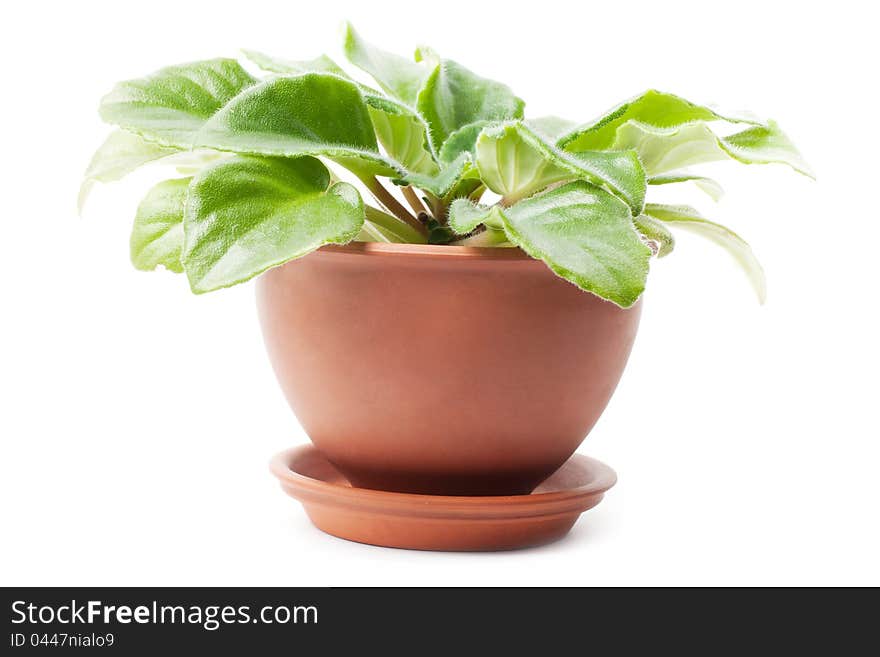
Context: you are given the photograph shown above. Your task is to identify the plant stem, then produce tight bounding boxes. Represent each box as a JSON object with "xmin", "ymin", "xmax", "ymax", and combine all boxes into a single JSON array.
[
  {"xmin": 424, "ymin": 192, "xmax": 448, "ymax": 224},
  {"xmin": 468, "ymin": 185, "xmax": 486, "ymax": 204},
  {"xmin": 361, "ymin": 176, "xmax": 427, "ymax": 236},
  {"xmin": 365, "ymin": 205, "xmax": 427, "ymax": 244},
  {"xmin": 357, "ymin": 222, "xmax": 392, "ymax": 243},
  {"xmin": 401, "ymin": 185, "xmax": 429, "ymax": 217}
]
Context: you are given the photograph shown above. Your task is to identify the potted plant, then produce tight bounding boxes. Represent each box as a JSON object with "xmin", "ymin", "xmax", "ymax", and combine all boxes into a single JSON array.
[{"xmin": 83, "ymin": 24, "xmax": 811, "ymax": 503}]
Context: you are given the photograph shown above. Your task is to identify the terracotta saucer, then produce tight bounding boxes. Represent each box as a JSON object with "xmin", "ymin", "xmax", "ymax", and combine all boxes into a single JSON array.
[{"xmin": 270, "ymin": 445, "xmax": 617, "ymax": 551}]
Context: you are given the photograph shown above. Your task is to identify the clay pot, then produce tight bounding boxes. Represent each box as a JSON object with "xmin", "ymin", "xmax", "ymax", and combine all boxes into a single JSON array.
[{"xmin": 257, "ymin": 242, "xmax": 641, "ymax": 496}]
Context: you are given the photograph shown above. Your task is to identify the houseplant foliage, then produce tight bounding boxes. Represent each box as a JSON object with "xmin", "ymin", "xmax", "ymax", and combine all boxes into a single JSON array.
[{"xmin": 83, "ymin": 23, "xmax": 812, "ymax": 308}]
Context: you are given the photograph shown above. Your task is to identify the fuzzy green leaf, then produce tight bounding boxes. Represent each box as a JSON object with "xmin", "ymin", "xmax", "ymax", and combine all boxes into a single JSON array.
[
  {"xmin": 79, "ymin": 131, "xmax": 223, "ymax": 212},
  {"xmin": 130, "ymin": 177, "xmax": 190, "ymax": 273},
  {"xmin": 439, "ymin": 116, "xmax": 575, "ymax": 162},
  {"xmin": 164, "ymin": 150, "xmax": 227, "ymax": 176},
  {"xmin": 99, "ymin": 59, "xmax": 257, "ymax": 147},
  {"xmin": 243, "ymin": 48, "xmax": 386, "ymax": 102},
  {"xmin": 612, "ymin": 120, "xmax": 812, "ymax": 177},
  {"xmin": 559, "ymin": 90, "xmax": 750, "ymax": 151},
  {"xmin": 79, "ymin": 130, "xmax": 179, "ymax": 211},
  {"xmin": 437, "ymin": 121, "xmax": 492, "ymax": 164},
  {"xmin": 499, "ymin": 181, "xmax": 651, "ymax": 307},
  {"xmin": 632, "ymin": 213, "xmax": 675, "ymax": 257},
  {"xmin": 183, "ymin": 156, "xmax": 364, "ymax": 293},
  {"xmin": 560, "ymin": 90, "xmax": 811, "ymax": 178},
  {"xmin": 194, "ymin": 73, "xmax": 400, "ymax": 177},
  {"xmin": 447, "ymin": 199, "xmax": 504, "ymax": 235},
  {"xmin": 417, "ymin": 60, "xmax": 524, "ymax": 151},
  {"xmin": 644, "ymin": 203, "xmax": 766, "ymax": 303},
  {"xmin": 525, "ymin": 116, "xmax": 578, "ymax": 141},
  {"xmin": 648, "ymin": 172, "xmax": 724, "ymax": 202},
  {"xmin": 397, "ymin": 152, "xmax": 471, "ymax": 197},
  {"xmin": 342, "ymin": 23, "xmax": 431, "ymax": 106},
  {"xmin": 442, "ymin": 177, "xmax": 484, "ymax": 203},
  {"xmin": 614, "ymin": 121, "xmax": 724, "ymax": 174},
  {"xmin": 475, "ymin": 122, "xmax": 646, "ymax": 212},
  {"xmin": 365, "ymin": 95, "xmax": 438, "ymax": 175},
  {"xmin": 242, "ymin": 49, "xmax": 349, "ymax": 77},
  {"xmin": 721, "ymin": 121, "xmax": 814, "ymax": 177}
]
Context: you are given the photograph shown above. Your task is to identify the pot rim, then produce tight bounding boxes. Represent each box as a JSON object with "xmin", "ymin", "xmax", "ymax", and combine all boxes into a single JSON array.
[{"xmin": 318, "ymin": 241, "xmax": 538, "ymax": 262}]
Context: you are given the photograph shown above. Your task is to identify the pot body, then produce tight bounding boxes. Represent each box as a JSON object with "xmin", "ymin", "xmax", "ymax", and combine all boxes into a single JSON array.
[{"xmin": 257, "ymin": 243, "xmax": 641, "ymax": 496}]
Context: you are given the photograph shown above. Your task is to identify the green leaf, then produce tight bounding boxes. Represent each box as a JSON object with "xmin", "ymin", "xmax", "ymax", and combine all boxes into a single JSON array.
[
  {"xmin": 79, "ymin": 130, "xmax": 223, "ymax": 212},
  {"xmin": 342, "ymin": 22, "xmax": 431, "ymax": 106},
  {"xmin": 365, "ymin": 95, "xmax": 438, "ymax": 175},
  {"xmin": 648, "ymin": 172, "xmax": 724, "ymax": 202},
  {"xmin": 183, "ymin": 156, "xmax": 364, "ymax": 293},
  {"xmin": 559, "ymin": 89, "xmax": 751, "ymax": 151},
  {"xmin": 525, "ymin": 116, "xmax": 578, "ymax": 141},
  {"xmin": 437, "ymin": 121, "xmax": 492, "ymax": 164},
  {"xmin": 611, "ymin": 120, "xmax": 812, "ymax": 177},
  {"xmin": 242, "ymin": 49, "xmax": 349, "ymax": 76},
  {"xmin": 560, "ymin": 90, "xmax": 812, "ymax": 178},
  {"xmin": 447, "ymin": 199, "xmax": 504, "ymax": 235},
  {"xmin": 417, "ymin": 60, "xmax": 524, "ymax": 151},
  {"xmin": 614, "ymin": 121, "xmax": 723, "ymax": 174},
  {"xmin": 165, "ymin": 149, "xmax": 227, "ymax": 175},
  {"xmin": 644, "ymin": 203, "xmax": 766, "ymax": 303},
  {"xmin": 475, "ymin": 122, "xmax": 646, "ymax": 212},
  {"xmin": 431, "ymin": 120, "xmax": 568, "ymax": 171},
  {"xmin": 632, "ymin": 213, "xmax": 675, "ymax": 257},
  {"xmin": 130, "ymin": 177, "xmax": 190, "ymax": 273},
  {"xmin": 442, "ymin": 177, "xmax": 484, "ymax": 203},
  {"xmin": 99, "ymin": 59, "xmax": 257, "ymax": 147},
  {"xmin": 397, "ymin": 152, "xmax": 471, "ymax": 197},
  {"xmin": 79, "ymin": 130, "xmax": 179, "ymax": 212},
  {"xmin": 499, "ymin": 181, "xmax": 652, "ymax": 307},
  {"xmin": 198, "ymin": 73, "xmax": 376, "ymax": 152},
  {"xmin": 243, "ymin": 48, "xmax": 386, "ymax": 102},
  {"xmin": 722, "ymin": 120, "xmax": 814, "ymax": 177},
  {"xmin": 194, "ymin": 73, "xmax": 400, "ymax": 178}
]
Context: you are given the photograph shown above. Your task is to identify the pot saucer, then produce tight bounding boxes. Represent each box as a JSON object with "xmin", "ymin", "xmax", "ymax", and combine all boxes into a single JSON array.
[{"xmin": 270, "ymin": 445, "xmax": 616, "ymax": 551}]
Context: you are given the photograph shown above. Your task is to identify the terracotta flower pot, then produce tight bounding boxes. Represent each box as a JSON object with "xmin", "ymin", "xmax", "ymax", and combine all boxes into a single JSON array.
[{"xmin": 257, "ymin": 242, "xmax": 641, "ymax": 496}]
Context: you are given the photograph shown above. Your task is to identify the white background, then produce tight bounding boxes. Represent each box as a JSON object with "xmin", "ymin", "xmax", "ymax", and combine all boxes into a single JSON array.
[{"xmin": 2, "ymin": 0, "xmax": 877, "ymax": 586}]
